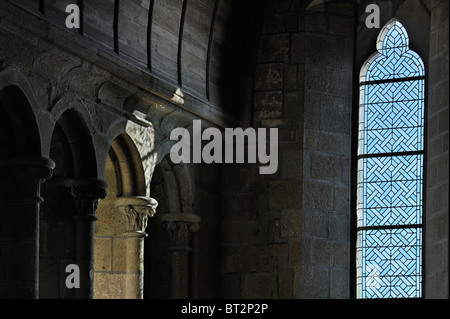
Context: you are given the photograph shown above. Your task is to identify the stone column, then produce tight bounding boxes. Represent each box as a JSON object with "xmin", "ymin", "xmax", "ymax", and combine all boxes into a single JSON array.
[
  {"xmin": 63, "ymin": 178, "xmax": 108, "ymax": 299},
  {"xmin": 114, "ymin": 196, "xmax": 157, "ymax": 299},
  {"xmin": 0, "ymin": 157, "xmax": 55, "ymax": 299},
  {"xmin": 160, "ymin": 213, "xmax": 200, "ymax": 299}
]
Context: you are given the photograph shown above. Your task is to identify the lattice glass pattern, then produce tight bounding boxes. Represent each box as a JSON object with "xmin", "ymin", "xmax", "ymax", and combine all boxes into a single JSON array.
[
  {"xmin": 359, "ymin": 20, "xmax": 425, "ymax": 82},
  {"xmin": 356, "ymin": 19, "xmax": 424, "ymax": 299},
  {"xmin": 357, "ymin": 155, "xmax": 423, "ymax": 228},
  {"xmin": 360, "ymin": 80, "xmax": 425, "ymax": 155},
  {"xmin": 357, "ymin": 228, "xmax": 422, "ymax": 298}
]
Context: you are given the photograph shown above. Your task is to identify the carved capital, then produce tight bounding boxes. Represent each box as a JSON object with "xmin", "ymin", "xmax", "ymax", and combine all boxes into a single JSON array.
[
  {"xmin": 63, "ymin": 178, "xmax": 108, "ymax": 218},
  {"xmin": 115, "ymin": 196, "xmax": 158, "ymax": 236},
  {"xmin": 160, "ymin": 213, "xmax": 200, "ymax": 251},
  {"xmin": 0, "ymin": 157, "xmax": 55, "ymax": 203}
]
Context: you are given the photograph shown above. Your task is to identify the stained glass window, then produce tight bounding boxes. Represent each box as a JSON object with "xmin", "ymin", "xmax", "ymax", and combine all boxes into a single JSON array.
[{"xmin": 356, "ymin": 19, "xmax": 425, "ymax": 298}]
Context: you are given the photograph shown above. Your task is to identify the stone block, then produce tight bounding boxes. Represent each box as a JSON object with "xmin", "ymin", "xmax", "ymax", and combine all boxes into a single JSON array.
[
  {"xmin": 281, "ymin": 149, "xmax": 302, "ymax": 179},
  {"xmin": 437, "ymin": 19, "xmax": 449, "ymax": 52},
  {"xmin": 328, "ymin": 212, "xmax": 350, "ymax": 241},
  {"xmin": 320, "ymin": 95, "xmax": 350, "ymax": 134},
  {"xmin": 327, "ymin": 68, "xmax": 352, "ymax": 96},
  {"xmin": 427, "ymin": 241, "xmax": 448, "ymax": 271},
  {"xmin": 429, "ymin": 79, "xmax": 449, "ymax": 115},
  {"xmin": 289, "ymin": 238, "xmax": 302, "ymax": 265},
  {"xmin": 304, "ymin": 92, "xmax": 322, "ymax": 130},
  {"xmin": 301, "ymin": 208, "xmax": 329, "ymax": 238},
  {"xmin": 255, "ymin": 63, "xmax": 284, "ymax": 90},
  {"xmin": 257, "ymin": 34, "xmax": 290, "ymax": 63},
  {"xmin": 341, "ymin": 157, "xmax": 350, "ymax": 185},
  {"xmin": 258, "ymin": 244, "xmax": 289, "ymax": 271},
  {"xmin": 290, "ymin": 32, "xmax": 305, "ymax": 64},
  {"xmin": 112, "ymin": 237, "xmax": 140, "ymax": 272},
  {"xmin": 331, "ymin": 241, "xmax": 349, "ymax": 268},
  {"xmin": 426, "ymin": 210, "xmax": 448, "ymax": 243},
  {"xmin": 280, "ymin": 210, "xmax": 302, "ymax": 238},
  {"xmin": 305, "ymin": 33, "xmax": 343, "ymax": 68},
  {"xmin": 327, "ymin": 2, "xmax": 354, "ymax": 16},
  {"xmin": 328, "ymin": 15, "xmax": 354, "ymax": 37},
  {"xmin": 305, "ymin": 64, "xmax": 328, "ymax": 92},
  {"xmin": 262, "ymin": 12, "xmax": 298, "ymax": 34},
  {"xmin": 94, "ymin": 237, "xmax": 112, "ymax": 271},
  {"xmin": 300, "ymin": 237, "xmax": 313, "ymax": 264},
  {"xmin": 426, "ymin": 269, "xmax": 449, "ymax": 299},
  {"xmin": 254, "ymin": 91, "xmax": 283, "ymax": 118},
  {"xmin": 284, "ymin": 91, "xmax": 304, "ymax": 121},
  {"xmin": 319, "ymin": 132, "xmax": 351, "ymax": 156},
  {"xmin": 242, "ymin": 272, "xmax": 277, "ymax": 298},
  {"xmin": 334, "ymin": 184, "xmax": 350, "ymax": 212},
  {"xmin": 293, "ymin": 267, "xmax": 302, "ymax": 298},
  {"xmin": 220, "ymin": 221, "xmax": 266, "ymax": 245},
  {"xmin": 284, "ymin": 64, "xmax": 299, "ymax": 90},
  {"xmin": 300, "ymin": 264, "xmax": 329, "ymax": 298},
  {"xmin": 313, "ymin": 239, "xmax": 331, "ymax": 266},
  {"xmin": 311, "ymin": 153, "xmax": 341, "ymax": 183},
  {"xmin": 303, "ymin": 130, "xmax": 319, "ymax": 151},
  {"xmin": 303, "ymin": 181, "xmax": 334, "ymax": 210},
  {"xmin": 269, "ymin": 180, "xmax": 302, "ymax": 210},
  {"xmin": 430, "ymin": 53, "xmax": 447, "ymax": 84},
  {"xmin": 298, "ymin": 13, "xmax": 327, "ymax": 33},
  {"xmin": 278, "ymin": 270, "xmax": 293, "ymax": 298},
  {"xmin": 431, "ymin": 0, "xmax": 449, "ymax": 31},
  {"xmin": 330, "ymin": 267, "xmax": 349, "ymax": 298},
  {"xmin": 94, "ymin": 272, "xmax": 127, "ymax": 299}
]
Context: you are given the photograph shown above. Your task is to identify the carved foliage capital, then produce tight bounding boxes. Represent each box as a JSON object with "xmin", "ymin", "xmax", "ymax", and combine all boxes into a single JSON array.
[
  {"xmin": 161, "ymin": 213, "xmax": 200, "ymax": 251},
  {"xmin": 64, "ymin": 178, "xmax": 108, "ymax": 217},
  {"xmin": 115, "ymin": 196, "xmax": 158, "ymax": 235}
]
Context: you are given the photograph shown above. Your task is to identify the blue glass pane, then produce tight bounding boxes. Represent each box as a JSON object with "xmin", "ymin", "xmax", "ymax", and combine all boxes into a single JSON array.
[
  {"xmin": 366, "ymin": 51, "xmax": 424, "ymax": 81},
  {"xmin": 363, "ymin": 21, "xmax": 425, "ymax": 81},
  {"xmin": 361, "ymin": 80, "xmax": 424, "ymax": 154},
  {"xmin": 357, "ymin": 20, "xmax": 424, "ymax": 299},
  {"xmin": 364, "ymin": 126, "xmax": 423, "ymax": 154},
  {"xmin": 357, "ymin": 228, "xmax": 422, "ymax": 298},
  {"xmin": 363, "ymin": 207, "xmax": 422, "ymax": 227},
  {"xmin": 360, "ymin": 155, "xmax": 423, "ymax": 221},
  {"xmin": 364, "ymin": 155, "xmax": 422, "ymax": 183},
  {"xmin": 364, "ymin": 81, "xmax": 424, "ymax": 104}
]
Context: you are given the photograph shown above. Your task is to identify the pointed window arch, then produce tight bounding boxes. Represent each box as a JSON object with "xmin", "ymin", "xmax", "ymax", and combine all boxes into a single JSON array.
[{"xmin": 356, "ymin": 19, "xmax": 425, "ymax": 298}]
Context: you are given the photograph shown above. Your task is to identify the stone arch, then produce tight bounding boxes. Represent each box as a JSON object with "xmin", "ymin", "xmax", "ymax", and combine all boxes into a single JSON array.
[
  {"xmin": 144, "ymin": 155, "xmax": 199, "ymax": 299},
  {"xmin": 107, "ymin": 133, "xmax": 146, "ymax": 197},
  {"xmin": 0, "ymin": 67, "xmax": 49, "ymax": 158},
  {"xmin": 0, "ymin": 71, "xmax": 54, "ymax": 298},
  {"xmin": 50, "ymin": 108, "xmax": 98, "ymax": 179},
  {"xmin": 0, "ymin": 85, "xmax": 41, "ymax": 157},
  {"xmin": 94, "ymin": 132, "xmax": 157, "ymax": 299},
  {"xmin": 39, "ymin": 108, "xmax": 105, "ymax": 298}
]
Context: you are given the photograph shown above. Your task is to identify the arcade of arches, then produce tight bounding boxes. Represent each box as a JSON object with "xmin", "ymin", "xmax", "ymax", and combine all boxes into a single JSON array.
[{"xmin": 0, "ymin": 0, "xmax": 448, "ymax": 299}]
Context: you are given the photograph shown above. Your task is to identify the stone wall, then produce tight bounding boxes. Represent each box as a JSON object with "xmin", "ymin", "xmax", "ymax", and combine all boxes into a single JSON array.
[
  {"xmin": 218, "ymin": 0, "xmax": 354, "ymax": 298},
  {"xmin": 426, "ymin": 0, "xmax": 449, "ymax": 299}
]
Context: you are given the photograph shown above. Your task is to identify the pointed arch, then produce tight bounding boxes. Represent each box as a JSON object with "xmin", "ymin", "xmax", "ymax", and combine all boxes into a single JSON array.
[
  {"xmin": 51, "ymin": 109, "xmax": 98, "ymax": 178},
  {"xmin": 107, "ymin": 133, "xmax": 147, "ymax": 197}
]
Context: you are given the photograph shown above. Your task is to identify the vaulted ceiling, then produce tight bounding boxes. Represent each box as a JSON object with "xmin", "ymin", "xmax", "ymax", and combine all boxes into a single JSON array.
[{"xmin": 9, "ymin": 0, "xmax": 261, "ymax": 116}]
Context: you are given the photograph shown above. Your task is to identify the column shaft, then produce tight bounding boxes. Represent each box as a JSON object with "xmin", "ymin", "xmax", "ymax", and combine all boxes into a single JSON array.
[
  {"xmin": 0, "ymin": 158, "xmax": 54, "ymax": 299},
  {"xmin": 160, "ymin": 213, "xmax": 200, "ymax": 299},
  {"xmin": 64, "ymin": 178, "xmax": 107, "ymax": 299}
]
